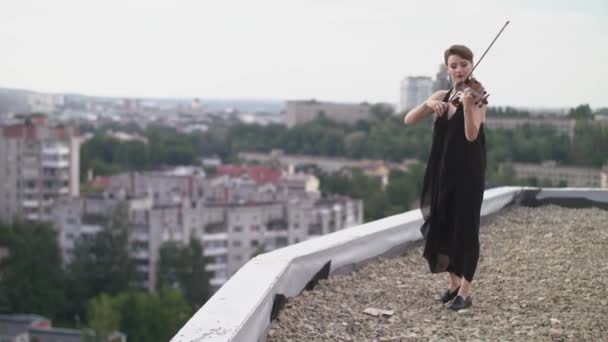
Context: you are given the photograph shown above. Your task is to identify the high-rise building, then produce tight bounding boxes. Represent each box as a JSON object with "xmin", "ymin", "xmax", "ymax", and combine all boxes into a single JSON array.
[
  {"xmin": 433, "ymin": 64, "xmax": 451, "ymax": 91},
  {"xmin": 399, "ymin": 76, "xmax": 433, "ymax": 113},
  {"xmin": 0, "ymin": 114, "xmax": 80, "ymax": 222}
]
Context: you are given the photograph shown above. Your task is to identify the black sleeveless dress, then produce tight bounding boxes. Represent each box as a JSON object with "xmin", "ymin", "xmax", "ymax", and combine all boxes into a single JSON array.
[{"xmin": 419, "ymin": 90, "xmax": 486, "ymax": 282}]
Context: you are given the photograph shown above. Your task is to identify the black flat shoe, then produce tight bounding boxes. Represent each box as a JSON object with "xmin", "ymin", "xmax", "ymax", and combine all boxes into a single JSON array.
[
  {"xmin": 448, "ymin": 295, "xmax": 472, "ymax": 311},
  {"xmin": 434, "ymin": 286, "xmax": 460, "ymax": 303}
]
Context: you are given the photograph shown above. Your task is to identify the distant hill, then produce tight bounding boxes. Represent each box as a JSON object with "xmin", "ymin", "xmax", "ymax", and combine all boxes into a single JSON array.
[
  {"xmin": 0, "ymin": 87, "xmax": 32, "ymax": 115},
  {"xmin": 201, "ymin": 99, "xmax": 285, "ymax": 113},
  {"xmin": 0, "ymin": 86, "xmax": 286, "ymax": 114}
]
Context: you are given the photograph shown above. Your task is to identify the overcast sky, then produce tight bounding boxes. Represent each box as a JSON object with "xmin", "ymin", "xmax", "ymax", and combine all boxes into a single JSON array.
[{"xmin": 1, "ymin": 0, "xmax": 607, "ymax": 108}]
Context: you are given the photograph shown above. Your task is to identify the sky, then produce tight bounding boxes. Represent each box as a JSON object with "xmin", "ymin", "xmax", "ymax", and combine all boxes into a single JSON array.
[{"xmin": 1, "ymin": 0, "xmax": 607, "ymax": 109}]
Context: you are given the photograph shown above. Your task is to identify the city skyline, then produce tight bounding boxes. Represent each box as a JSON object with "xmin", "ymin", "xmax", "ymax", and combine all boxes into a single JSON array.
[{"xmin": 1, "ymin": 0, "xmax": 607, "ymax": 109}]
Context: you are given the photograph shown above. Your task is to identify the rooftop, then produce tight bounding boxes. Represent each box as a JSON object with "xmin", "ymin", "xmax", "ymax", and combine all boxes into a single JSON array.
[{"xmin": 268, "ymin": 205, "xmax": 608, "ymax": 341}]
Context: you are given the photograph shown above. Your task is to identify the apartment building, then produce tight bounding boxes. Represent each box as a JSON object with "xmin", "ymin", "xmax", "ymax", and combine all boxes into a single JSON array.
[
  {"xmin": 485, "ymin": 117, "xmax": 577, "ymax": 138},
  {"xmin": 399, "ymin": 76, "xmax": 434, "ymax": 113},
  {"xmin": 53, "ymin": 168, "xmax": 363, "ymax": 293},
  {"xmin": 286, "ymin": 100, "xmax": 373, "ymax": 128},
  {"xmin": 0, "ymin": 114, "xmax": 79, "ymax": 222},
  {"xmin": 505, "ymin": 161, "xmax": 608, "ymax": 188}
]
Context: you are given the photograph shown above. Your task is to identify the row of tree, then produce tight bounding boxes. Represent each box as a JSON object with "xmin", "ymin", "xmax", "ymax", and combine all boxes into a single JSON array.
[
  {"xmin": 81, "ymin": 104, "xmax": 608, "ymax": 184},
  {"xmin": 0, "ymin": 203, "xmax": 209, "ymax": 342},
  {"xmin": 318, "ymin": 166, "xmax": 425, "ymax": 222}
]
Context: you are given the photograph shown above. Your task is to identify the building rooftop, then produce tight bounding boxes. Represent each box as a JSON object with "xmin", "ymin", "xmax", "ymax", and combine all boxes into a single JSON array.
[
  {"xmin": 0, "ymin": 314, "xmax": 48, "ymax": 324},
  {"xmin": 216, "ymin": 165, "xmax": 282, "ymax": 184},
  {"xmin": 267, "ymin": 205, "xmax": 608, "ymax": 341}
]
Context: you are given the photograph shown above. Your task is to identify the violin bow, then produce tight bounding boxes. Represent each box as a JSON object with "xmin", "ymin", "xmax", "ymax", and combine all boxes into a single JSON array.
[{"xmin": 447, "ymin": 20, "xmax": 510, "ymax": 104}]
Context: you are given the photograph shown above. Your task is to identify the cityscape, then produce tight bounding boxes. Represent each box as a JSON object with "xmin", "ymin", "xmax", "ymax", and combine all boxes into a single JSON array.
[
  {"xmin": 1, "ymin": 77, "xmax": 607, "ymax": 340},
  {"xmin": 1, "ymin": 1, "xmax": 607, "ymax": 341}
]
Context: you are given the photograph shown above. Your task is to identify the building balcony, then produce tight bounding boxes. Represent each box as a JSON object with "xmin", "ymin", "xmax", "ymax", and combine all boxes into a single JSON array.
[
  {"xmin": 26, "ymin": 212, "xmax": 39, "ymax": 220},
  {"xmin": 42, "ymin": 160, "xmax": 69, "ymax": 168},
  {"xmin": 133, "ymin": 250, "xmax": 149, "ymax": 259},
  {"xmin": 132, "ymin": 232, "xmax": 149, "ymax": 241},
  {"xmin": 202, "ymin": 233, "xmax": 229, "ymax": 241},
  {"xmin": 81, "ymin": 224, "xmax": 103, "ymax": 235},
  {"xmin": 42, "ymin": 186, "xmax": 70, "ymax": 195},
  {"xmin": 264, "ymin": 230, "xmax": 289, "ymax": 239},
  {"xmin": 203, "ymin": 247, "xmax": 228, "ymax": 257},
  {"xmin": 209, "ymin": 277, "xmax": 228, "ymax": 287},
  {"xmin": 205, "ymin": 263, "xmax": 228, "ymax": 272},
  {"xmin": 42, "ymin": 172, "xmax": 70, "ymax": 181},
  {"xmin": 22, "ymin": 187, "xmax": 39, "ymax": 195},
  {"xmin": 42, "ymin": 146, "xmax": 70, "ymax": 155},
  {"xmin": 22, "ymin": 200, "xmax": 40, "ymax": 208}
]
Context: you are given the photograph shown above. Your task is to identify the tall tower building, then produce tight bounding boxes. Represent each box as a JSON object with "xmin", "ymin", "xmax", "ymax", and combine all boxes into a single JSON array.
[
  {"xmin": 399, "ymin": 76, "xmax": 434, "ymax": 113},
  {"xmin": 433, "ymin": 64, "xmax": 451, "ymax": 91},
  {"xmin": 0, "ymin": 114, "xmax": 80, "ymax": 222}
]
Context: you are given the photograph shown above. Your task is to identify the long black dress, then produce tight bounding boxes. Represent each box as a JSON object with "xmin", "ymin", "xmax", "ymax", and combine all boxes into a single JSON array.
[{"xmin": 419, "ymin": 90, "xmax": 486, "ymax": 282}]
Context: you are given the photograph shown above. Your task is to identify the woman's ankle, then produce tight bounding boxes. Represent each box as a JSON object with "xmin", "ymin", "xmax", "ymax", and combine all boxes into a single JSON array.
[
  {"xmin": 458, "ymin": 281, "xmax": 472, "ymax": 298},
  {"xmin": 457, "ymin": 290, "xmax": 471, "ymax": 298},
  {"xmin": 447, "ymin": 281, "xmax": 461, "ymax": 291},
  {"xmin": 448, "ymin": 274, "xmax": 461, "ymax": 291}
]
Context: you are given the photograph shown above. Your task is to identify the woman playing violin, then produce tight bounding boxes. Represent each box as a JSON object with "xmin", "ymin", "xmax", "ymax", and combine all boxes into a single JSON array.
[{"xmin": 403, "ymin": 44, "xmax": 487, "ymax": 311}]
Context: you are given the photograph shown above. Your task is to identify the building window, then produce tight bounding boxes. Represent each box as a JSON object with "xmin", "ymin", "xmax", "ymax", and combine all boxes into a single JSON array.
[
  {"xmin": 233, "ymin": 240, "xmax": 242, "ymax": 247},
  {"xmin": 233, "ymin": 226, "xmax": 243, "ymax": 233},
  {"xmin": 251, "ymin": 240, "xmax": 259, "ymax": 247}
]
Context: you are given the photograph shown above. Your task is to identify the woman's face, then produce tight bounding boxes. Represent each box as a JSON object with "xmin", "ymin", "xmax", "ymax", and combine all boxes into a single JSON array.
[{"xmin": 446, "ymin": 54, "xmax": 473, "ymax": 84}]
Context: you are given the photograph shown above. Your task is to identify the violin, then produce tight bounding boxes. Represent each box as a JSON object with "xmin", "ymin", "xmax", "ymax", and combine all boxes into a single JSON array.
[
  {"xmin": 447, "ymin": 20, "xmax": 509, "ymax": 108},
  {"xmin": 451, "ymin": 77, "xmax": 489, "ymax": 108}
]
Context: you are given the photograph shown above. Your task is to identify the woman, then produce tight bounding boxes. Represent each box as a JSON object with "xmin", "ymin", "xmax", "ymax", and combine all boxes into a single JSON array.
[{"xmin": 403, "ymin": 45, "xmax": 487, "ymax": 311}]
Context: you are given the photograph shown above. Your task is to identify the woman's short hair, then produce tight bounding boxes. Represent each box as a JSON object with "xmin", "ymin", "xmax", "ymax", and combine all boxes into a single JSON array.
[{"xmin": 444, "ymin": 45, "xmax": 474, "ymax": 64}]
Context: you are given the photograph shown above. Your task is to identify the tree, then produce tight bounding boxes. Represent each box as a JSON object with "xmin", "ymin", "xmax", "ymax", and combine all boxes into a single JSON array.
[
  {"xmin": 86, "ymin": 294, "xmax": 120, "ymax": 342},
  {"xmin": 0, "ymin": 221, "xmax": 66, "ymax": 319},
  {"xmin": 67, "ymin": 202, "xmax": 138, "ymax": 318},
  {"xmin": 156, "ymin": 242, "xmax": 183, "ymax": 290},
  {"xmin": 568, "ymin": 119, "xmax": 608, "ymax": 167},
  {"xmin": 86, "ymin": 289, "xmax": 190, "ymax": 342},
  {"xmin": 156, "ymin": 238, "xmax": 210, "ymax": 311},
  {"xmin": 178, "ymin": 238, "xmax": 209, "ymax": 310},
  {"xmin": 371, "ymin": 103, "xmax": 394, "ymax": 121},
  {"xmin": 594, "ymin": 107, "xmax": 608, "ymax": 116},
  {"xmin": 568, "ymin": 104, "xmax": 593, "ymax": 119},
  {"xmin": 492, "ymin": 161, "xmax": 517, "ymax": 186}
]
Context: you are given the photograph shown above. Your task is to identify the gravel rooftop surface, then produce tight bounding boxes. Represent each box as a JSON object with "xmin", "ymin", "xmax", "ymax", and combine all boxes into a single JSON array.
[{"xmin": 268, "ymin": 205, "xmax": 608, "ymax": 341}]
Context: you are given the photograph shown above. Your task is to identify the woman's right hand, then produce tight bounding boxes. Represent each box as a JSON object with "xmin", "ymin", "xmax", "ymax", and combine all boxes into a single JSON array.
[{"xmin": 425, "ymin": 100, "xmax": 448, "ymax": 116}]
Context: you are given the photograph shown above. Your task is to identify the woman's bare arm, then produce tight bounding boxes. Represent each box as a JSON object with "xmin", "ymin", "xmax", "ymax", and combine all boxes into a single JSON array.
[
  {"xmin": 403, "ymin": 90, "xmax": 449, "ymax": 125},
  {"xmin": 462, "ymin": 89, "xmax": 487, "ymax": 142}
]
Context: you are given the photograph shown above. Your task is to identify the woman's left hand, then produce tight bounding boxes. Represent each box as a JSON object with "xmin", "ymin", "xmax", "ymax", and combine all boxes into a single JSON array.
[{"xmin": 463, "ymin": 88, "xmax": 476, "ymax": 107}]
